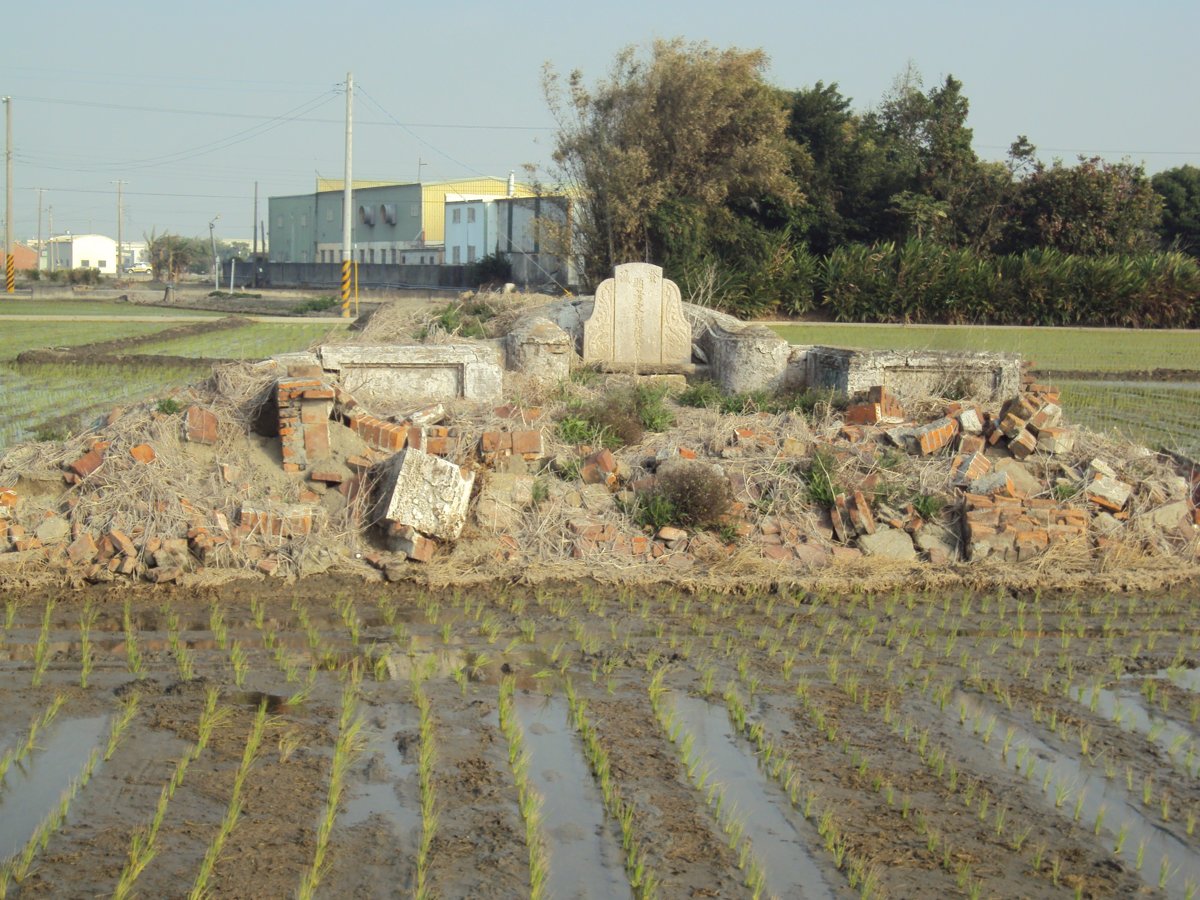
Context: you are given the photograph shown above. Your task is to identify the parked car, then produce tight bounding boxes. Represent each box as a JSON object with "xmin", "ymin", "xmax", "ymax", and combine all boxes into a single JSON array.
[{"xmin": 126, "ymin": 263, "xmax": 152, "ymax": 274}]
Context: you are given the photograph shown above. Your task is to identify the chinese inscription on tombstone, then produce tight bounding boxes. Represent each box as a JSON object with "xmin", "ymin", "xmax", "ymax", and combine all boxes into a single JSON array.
[{"xmin": 582, "ymin": 262, "xmax": 691, "ymax": 367}]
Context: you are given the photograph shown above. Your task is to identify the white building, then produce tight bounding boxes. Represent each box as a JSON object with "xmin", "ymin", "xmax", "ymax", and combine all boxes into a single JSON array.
[
  {"xmin": 43, "ymin": 234, "xmax": 119, "ymax": 273},
  {"xmin": 443, "ymin": 199, "xmax": 499, "ymax": 266}
]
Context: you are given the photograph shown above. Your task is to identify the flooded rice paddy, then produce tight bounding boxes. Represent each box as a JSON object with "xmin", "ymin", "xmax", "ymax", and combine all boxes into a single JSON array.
[{"xmin": 0, "ymin": 576, "xmax": 1198, "ymax": 898}]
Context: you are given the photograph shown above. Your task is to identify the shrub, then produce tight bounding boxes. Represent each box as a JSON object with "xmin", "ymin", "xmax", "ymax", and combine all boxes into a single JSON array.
[
  {"xmin": 156, "ymin": 398, "xmax": 183, "ymax": 415},
  {"xmin": 558, "ymin": 382, "xmax": 675, "ymax": 450},
  {"xmin": 467, "ymin": 252, "xmax": 512, "ymax": 286},
  {"xmin": 637, "ymin": 461, "xmax": 733, "ymax": 529},
  {"xmin": 911, "ymin": 494, "xmax": 946, "ymax": 521},
  {"xmin": 292, "ymin": 296, "xmax": 341, "ymax": 314}
]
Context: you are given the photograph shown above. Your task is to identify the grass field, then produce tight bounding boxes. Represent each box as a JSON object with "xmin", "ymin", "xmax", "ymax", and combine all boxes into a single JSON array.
[
  {"xmin": 0, "ymin": 315, "xmax": 349, "ymax": 451},
  {"xmin": 0, "ymin": 300, "xmax": 224, "ymax": 318},
  {"xmin": 1057, "ymin": 380, "xmax": 1200, "ymax": 457},
  {"xmin": 134, "ymin": 322, "xmax": 347, "ymax": 359},
  {"xmin": 1, "ymin": 322, "xmax": 181, "ymax": 361},
  {"xmin": 770, "ymin": 323, "xmax": 1200, "ymax": 373}
]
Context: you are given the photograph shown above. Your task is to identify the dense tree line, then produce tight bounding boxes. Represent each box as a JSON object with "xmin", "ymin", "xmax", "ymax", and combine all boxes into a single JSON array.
[{"xmin": 545, "ymin": 40, "xmax": 1200, "ymax": 324}]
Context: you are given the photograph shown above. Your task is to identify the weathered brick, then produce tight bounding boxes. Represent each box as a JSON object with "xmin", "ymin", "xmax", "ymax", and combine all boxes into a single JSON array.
[
  {"xmin": 185, "ymin": 406, "xmax": 219, "ymax": 444},
  {"xmin": 66, "ymin": 533, "xmax": 97, "ymax": 565},
  {"xmin": 950, "ymin": 451, "xmax": 991, "ymax": 487},
  {"xmin": 303, "ymin": 423, "xmax": 330, "ymax": 460},
  {"xmin": 308, "ymin": 471, "xmax": 345, "ymax": 485},
  {"xmin": 913, "ymin": 417, "xmax": 959, "ymax": 456},
  {"xmin": 1008, "ymin": 428, "xmax": 1038, "ymax": 460},
  {"xmin": 510, "ymin": 430, "xmax": 544, "ymax": 457},
  {"xmin": 68, "ymin": 449, "xmax": 105, "ymax": 478},
  {"xmin": 0, "ymin": 488, "xmax": 18, "ymax": 508},
  {"xmin": 129, "ymin": 444, "xmax": 156, "ymax": 464}
]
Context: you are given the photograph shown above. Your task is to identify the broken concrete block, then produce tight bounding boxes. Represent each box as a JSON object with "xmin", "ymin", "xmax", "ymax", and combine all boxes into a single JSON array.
[
  {"xmin": 1028, "ymin": 402, "xmax": 1063, "ymax": 433},
  {"xmin": 915, "ymin": 523, "xmax": 960, "ymax": 563},
  {"xmin": 993, "ymin": 458, "xmax": 1043, "ymax": 497},
  {"xmin": 1035, "ymin": 427, "xmax": 1075, "ymax": 455},
  {"xmin": 385, "ymin": 523, "xmax": 438, "ymax": 562},
  {"xmin": 1147, "ymin": 500, "xmax": 1191, "ymax": 532},
  {"xmin": 1085, "ymin": 473, "xmax": 1132, "ymax": 511},
  {"xmin": 475, "ymin": 473, "xmax": 535, "ymax": 531},
  {"xmin": 969, "ymin": 471, "xmax": 1016, "ymax": 498},
  {"xmin": 35, "ymin": 517, "xmax": 70, "ymax": 545},
  {"xmin": 956, "ymin": 406, "xmax": 985, "ymax": 435},
  {"xmin": 375, "ymin": 448, "xmax": 474, "ymax": 541},
  {"xmin": 858, "ymin": 526, "xmax": 918, "ymax": 561}
]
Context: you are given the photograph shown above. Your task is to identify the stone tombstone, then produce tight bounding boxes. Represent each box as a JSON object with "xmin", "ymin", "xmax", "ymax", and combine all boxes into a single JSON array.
[{"xmin": 582, "ymin": 263, "xmax": 691, "ymax": 368}]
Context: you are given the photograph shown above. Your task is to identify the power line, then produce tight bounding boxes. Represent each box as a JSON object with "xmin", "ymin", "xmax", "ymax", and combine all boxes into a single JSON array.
[{"xmin": 10, "ymin": 94, "xmax": 553, "ymax": 131}]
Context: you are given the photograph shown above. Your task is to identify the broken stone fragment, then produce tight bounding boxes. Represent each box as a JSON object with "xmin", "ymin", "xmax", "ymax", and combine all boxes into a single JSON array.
[
  {"xmin": 185, "ymin": 406, "xmax": 219, "ymax": 444},
  {"xmin": 475, "ymin": 473, "xmax": 534, "ymax": 532},
  {"xmin": 857, "ymin": 526, "xmax": 918, "ymax": 561},
  {"xmin": 1084, "ymin": 472, "xmax": 1132, "ymax": 512},
  {"xmin": 374, "ymin": 448, "xmax": 474, "ymax": 541},
  {"xmin": 968, "ymin": 471, "xmax": 1016, "ymax": 498},
  {"xmin": 1035, "ymin": 427, "xmax": 1074, "ymax": 455},
  {"xmin": 950, "ymin": 451, "xmax": 991, "ymax": 487}
]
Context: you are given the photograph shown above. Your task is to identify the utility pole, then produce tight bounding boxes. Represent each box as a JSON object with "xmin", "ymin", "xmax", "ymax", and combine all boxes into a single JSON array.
[
  {"xmin": 209, "ymin": 215, "xmax": 220, "ymax": 292},
  {"xmin": 252, "ymin": 181, "xmax": 259, "ymax": 276},
  {"xmin": 418, "ymin": 157, "xmax": 427, "ymax": 184},
  {"xmin": 341, "ymin": 72, "xmax": 353, "ymax": 317},
  {"xmin": 113, "ymin": 180, "xmax": 125, "ymax": 275},
  {"xmin": 4, "ymin": 96, "xmax": 12, "ymax": 293},
  {"xmin": 35, "ymin": 188, "xmax": 43, "ymax": 272},
  {"xmin": 48, "ymin": 205, "xmax": 54, "ymax": 273}
]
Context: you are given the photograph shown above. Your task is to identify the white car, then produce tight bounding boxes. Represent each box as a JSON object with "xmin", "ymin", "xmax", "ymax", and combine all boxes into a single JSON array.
[{"xmin": 126, "ymin": 263, "xmax": 153, "ymax": 274}]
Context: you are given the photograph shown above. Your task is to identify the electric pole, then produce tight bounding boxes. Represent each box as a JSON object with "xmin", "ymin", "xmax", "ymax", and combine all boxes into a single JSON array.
[
  {"xmin": 341, "ymin": 71, "xmax": 353, "ymax": 317},
  {"xmin": 4, "ymin": 96, "xmax": 12, "ymax": 293},
  {"xmin": 48, "ymin": 205, "xmax": 54, "ymax": 273},
  {"xmin": 36, "ymin": 188, "xmax": 43, "ymax": 272},
  {"xmin": 113, "ymin": 180, "xmax": 125, "ymax": 275},
  {"xmin": 252, "ymin": 180, "xmax": 259, "ymax": 287},
  {"xmin": 209, "ymin": 215, "xmax": 220, "ymax": 292}
]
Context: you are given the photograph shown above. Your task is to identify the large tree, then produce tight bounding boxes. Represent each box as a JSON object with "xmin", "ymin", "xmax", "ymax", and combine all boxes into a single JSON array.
[
  {"xmin": 1004, "ymin": 156, "xmax": 1163, "ymax": 255},
  {"xmin": 1152, "ymin": 164, "xmax": 1200, "ymax": 256},
  {"xmin": 544, "ymin": 39, "xmax": 800, "ymax": 287}
]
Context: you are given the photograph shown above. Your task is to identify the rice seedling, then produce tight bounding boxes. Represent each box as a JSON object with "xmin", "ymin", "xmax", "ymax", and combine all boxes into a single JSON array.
[
  {"xmin": 187, "ymin": 699, "xmax": 269, "ymax": 899},
  {"xmin": 296, "ymin": 677, "xmax": 366, "ymax": 899},
  {"xmin": 498, "ymin": 676, "xmax": 551, "ymax": 899},
  {"xmin": 30, "ymin": 600, "xmax": 55, "ymax": 688},
  {"xmin": 413, "ymin": 668, "xmax": 439, "ymax": 900},
  {"xmin": 122, "ymin": 599, "xmax": 144, "ymax": 678},
  {"xmin": 78, "ymin": 601, "xmax": 98, "ymax": 689}
]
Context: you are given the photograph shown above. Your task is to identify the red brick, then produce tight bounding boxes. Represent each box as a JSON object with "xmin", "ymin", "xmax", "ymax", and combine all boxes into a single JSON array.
[
  {"xmin": 844, "ymin": 402, "xmax": 882, "ymax": 426},
  {"xmin": 304, "ymin": 423, "xmax": 330, "ymax": 460},
  {"xmin": 850, "ymin": 490, "xmax": 876, "ymax": 535},
  {"xmin": 0, "ymin": 489, "xmax": 17, "ymax": 508},
  {"xmin": 762, "ymin": 544, "xmax": 793, "ymax": 561},
  {"xmin": 301, "ymin": 388, "xmax": 335, "ymax": 400},
  {"xmin": 510, "ymin": 430, "xmax": 544, "ymax": 457},
  {"xmin": 309, "ymin": 470, "xmax": 344, "ymax": 485},
  {"xmin": 185, "ymin": 406, "xmax": 219, "ymax": 444},
  {"xmin": 68, "ymin": 449, "xmax": 105, "ymax": 478},
  {"xmin": 66, "ymin": 533, "xmax": 97, "ymax": 565},
  {"xmin": 129, "ymin": 444, "xmax": 156, "ymax": 464},
  {"xmin": 958, "ymin": 434, "xmax": 986, "ymax": 455},
  {"xmin": 108, "ymin": 529, "xmax": 137, "ymax": 556},
  {"xmin": 424, "ymin": 435, "xmax": 450, "ymax": 456},
  {"xmin": 301, "ymin": 405, "xmax": 328, "ymax": 425}
]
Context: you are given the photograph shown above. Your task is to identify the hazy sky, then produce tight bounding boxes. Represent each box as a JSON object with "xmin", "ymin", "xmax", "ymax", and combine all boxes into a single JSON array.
[{"xmin": 3, "ymin": 0, "xmax": 1196, "ymax": 245}]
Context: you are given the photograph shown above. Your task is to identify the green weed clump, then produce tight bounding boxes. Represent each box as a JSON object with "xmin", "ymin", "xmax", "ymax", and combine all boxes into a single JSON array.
[
  {"xmin": 677, "ymin": 379, "xmax": 846, "ymax": 418},
  {"xmin": 804, "ymin": 450, "xmax": 839, "ymax": 507},
  {"xmin": 557, "ymin": 382, "xmax": 676, "ymax": 449}
]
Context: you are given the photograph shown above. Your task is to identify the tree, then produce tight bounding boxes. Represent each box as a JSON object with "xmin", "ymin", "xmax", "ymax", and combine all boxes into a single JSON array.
[
  {"xmin": 544, "ymin": 39, "xmax": 800, "ymax": 288},
  {"xmin": 1005, "ymin": 156, "xmax": 1163, "ymax": 255},
  {"xmin": 145, "ymin": 230, "xmax": 209, "ymax": 279},
  {"xmin": 1152, "ymin": 165, "xmax": 1200, "ymax": 257}
]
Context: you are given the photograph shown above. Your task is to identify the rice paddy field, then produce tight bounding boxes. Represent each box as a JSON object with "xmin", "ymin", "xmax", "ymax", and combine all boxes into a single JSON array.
[
  {"xmin": 2, "ymin": 579, "xmax": 1200, "ymax": 898},
  {"xmin": 0, "ymin": 309, "xmax": 349, "ymax": 451}
]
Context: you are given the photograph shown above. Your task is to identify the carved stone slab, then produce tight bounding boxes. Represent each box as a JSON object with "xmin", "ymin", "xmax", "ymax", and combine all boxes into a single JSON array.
[{"xmin": 582, "ymin": 263, "xmax": 691, "ymax": 367}]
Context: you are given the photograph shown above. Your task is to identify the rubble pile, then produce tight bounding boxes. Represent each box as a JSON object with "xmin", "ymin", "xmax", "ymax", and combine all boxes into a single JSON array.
[{"xmin": 0, "ymin": 356, "xmax": 1196, "ymax": 588}]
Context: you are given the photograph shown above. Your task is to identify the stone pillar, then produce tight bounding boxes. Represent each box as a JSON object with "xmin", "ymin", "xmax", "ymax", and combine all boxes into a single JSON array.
[
  {"xmin": 708, "ymin": 323, "xmax": 791, "ymax": 394},
  {"xmin": 506, "ymin": 316, "xmax": 572, "ymax": 384}
]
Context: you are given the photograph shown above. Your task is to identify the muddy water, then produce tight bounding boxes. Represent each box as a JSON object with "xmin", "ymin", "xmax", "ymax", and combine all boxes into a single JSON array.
[
  {"xmin": 1075, "ymin": 682, "xmax": 1198, "ymax": 773},
  {"xmin": 953, "ymin": 691, "xmax": 1200, "ymax": 896},
  {"xmin": 0, "ymin": 714, "xmax": 109, "ymax": 860},
  {"xmin": 339, "ymin": 708, "xmax": 421, "ymax": 834},
  {"xmin": 512, "ymin": 692, "xmax": 630, "ymax": 900},
  {"xmin": 669, "ymin": 693, "xmax": 837, "ymax": 900}
]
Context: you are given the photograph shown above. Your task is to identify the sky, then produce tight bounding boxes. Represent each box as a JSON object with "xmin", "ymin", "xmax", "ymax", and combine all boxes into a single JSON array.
[{"xmin": 2, "ymin": 0, "xmax": 1197, "ymax": 246}]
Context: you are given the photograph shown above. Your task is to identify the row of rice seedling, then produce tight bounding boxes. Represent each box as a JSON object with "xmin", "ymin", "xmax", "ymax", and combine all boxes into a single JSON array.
[
  {"xmin": 497, "ymin": 676, "xmax": 551, "ymax": 899},
  {"xmin": 0, "ymin": 692, "xmax": 139, "ymax": 896},
  {"xmin": 112, "ymin": 688, "xmax": 228, "ymax": 899},
  {"xmin": 131, "ymin": 321, "xmax": 348, "ymax": 360}
]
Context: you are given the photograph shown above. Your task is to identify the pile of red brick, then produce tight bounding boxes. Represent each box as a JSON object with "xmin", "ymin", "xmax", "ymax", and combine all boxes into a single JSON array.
[
  {"xmin": 963, "ymin": 492, "xmax": 1088, "ymax": 562},
  {"xmin": 274, "ymin": 373, "xmax": 333, "ymax": 472}
]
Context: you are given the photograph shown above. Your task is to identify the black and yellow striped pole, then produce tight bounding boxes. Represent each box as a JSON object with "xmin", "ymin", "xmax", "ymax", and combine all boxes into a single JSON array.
[
  {"xmin": 5, "ymin": 254, "xmax": 13, "ymax": 293},
  {"xmin": 340, "ymin": 258, "xmax": 351, "ymax": 317}
]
